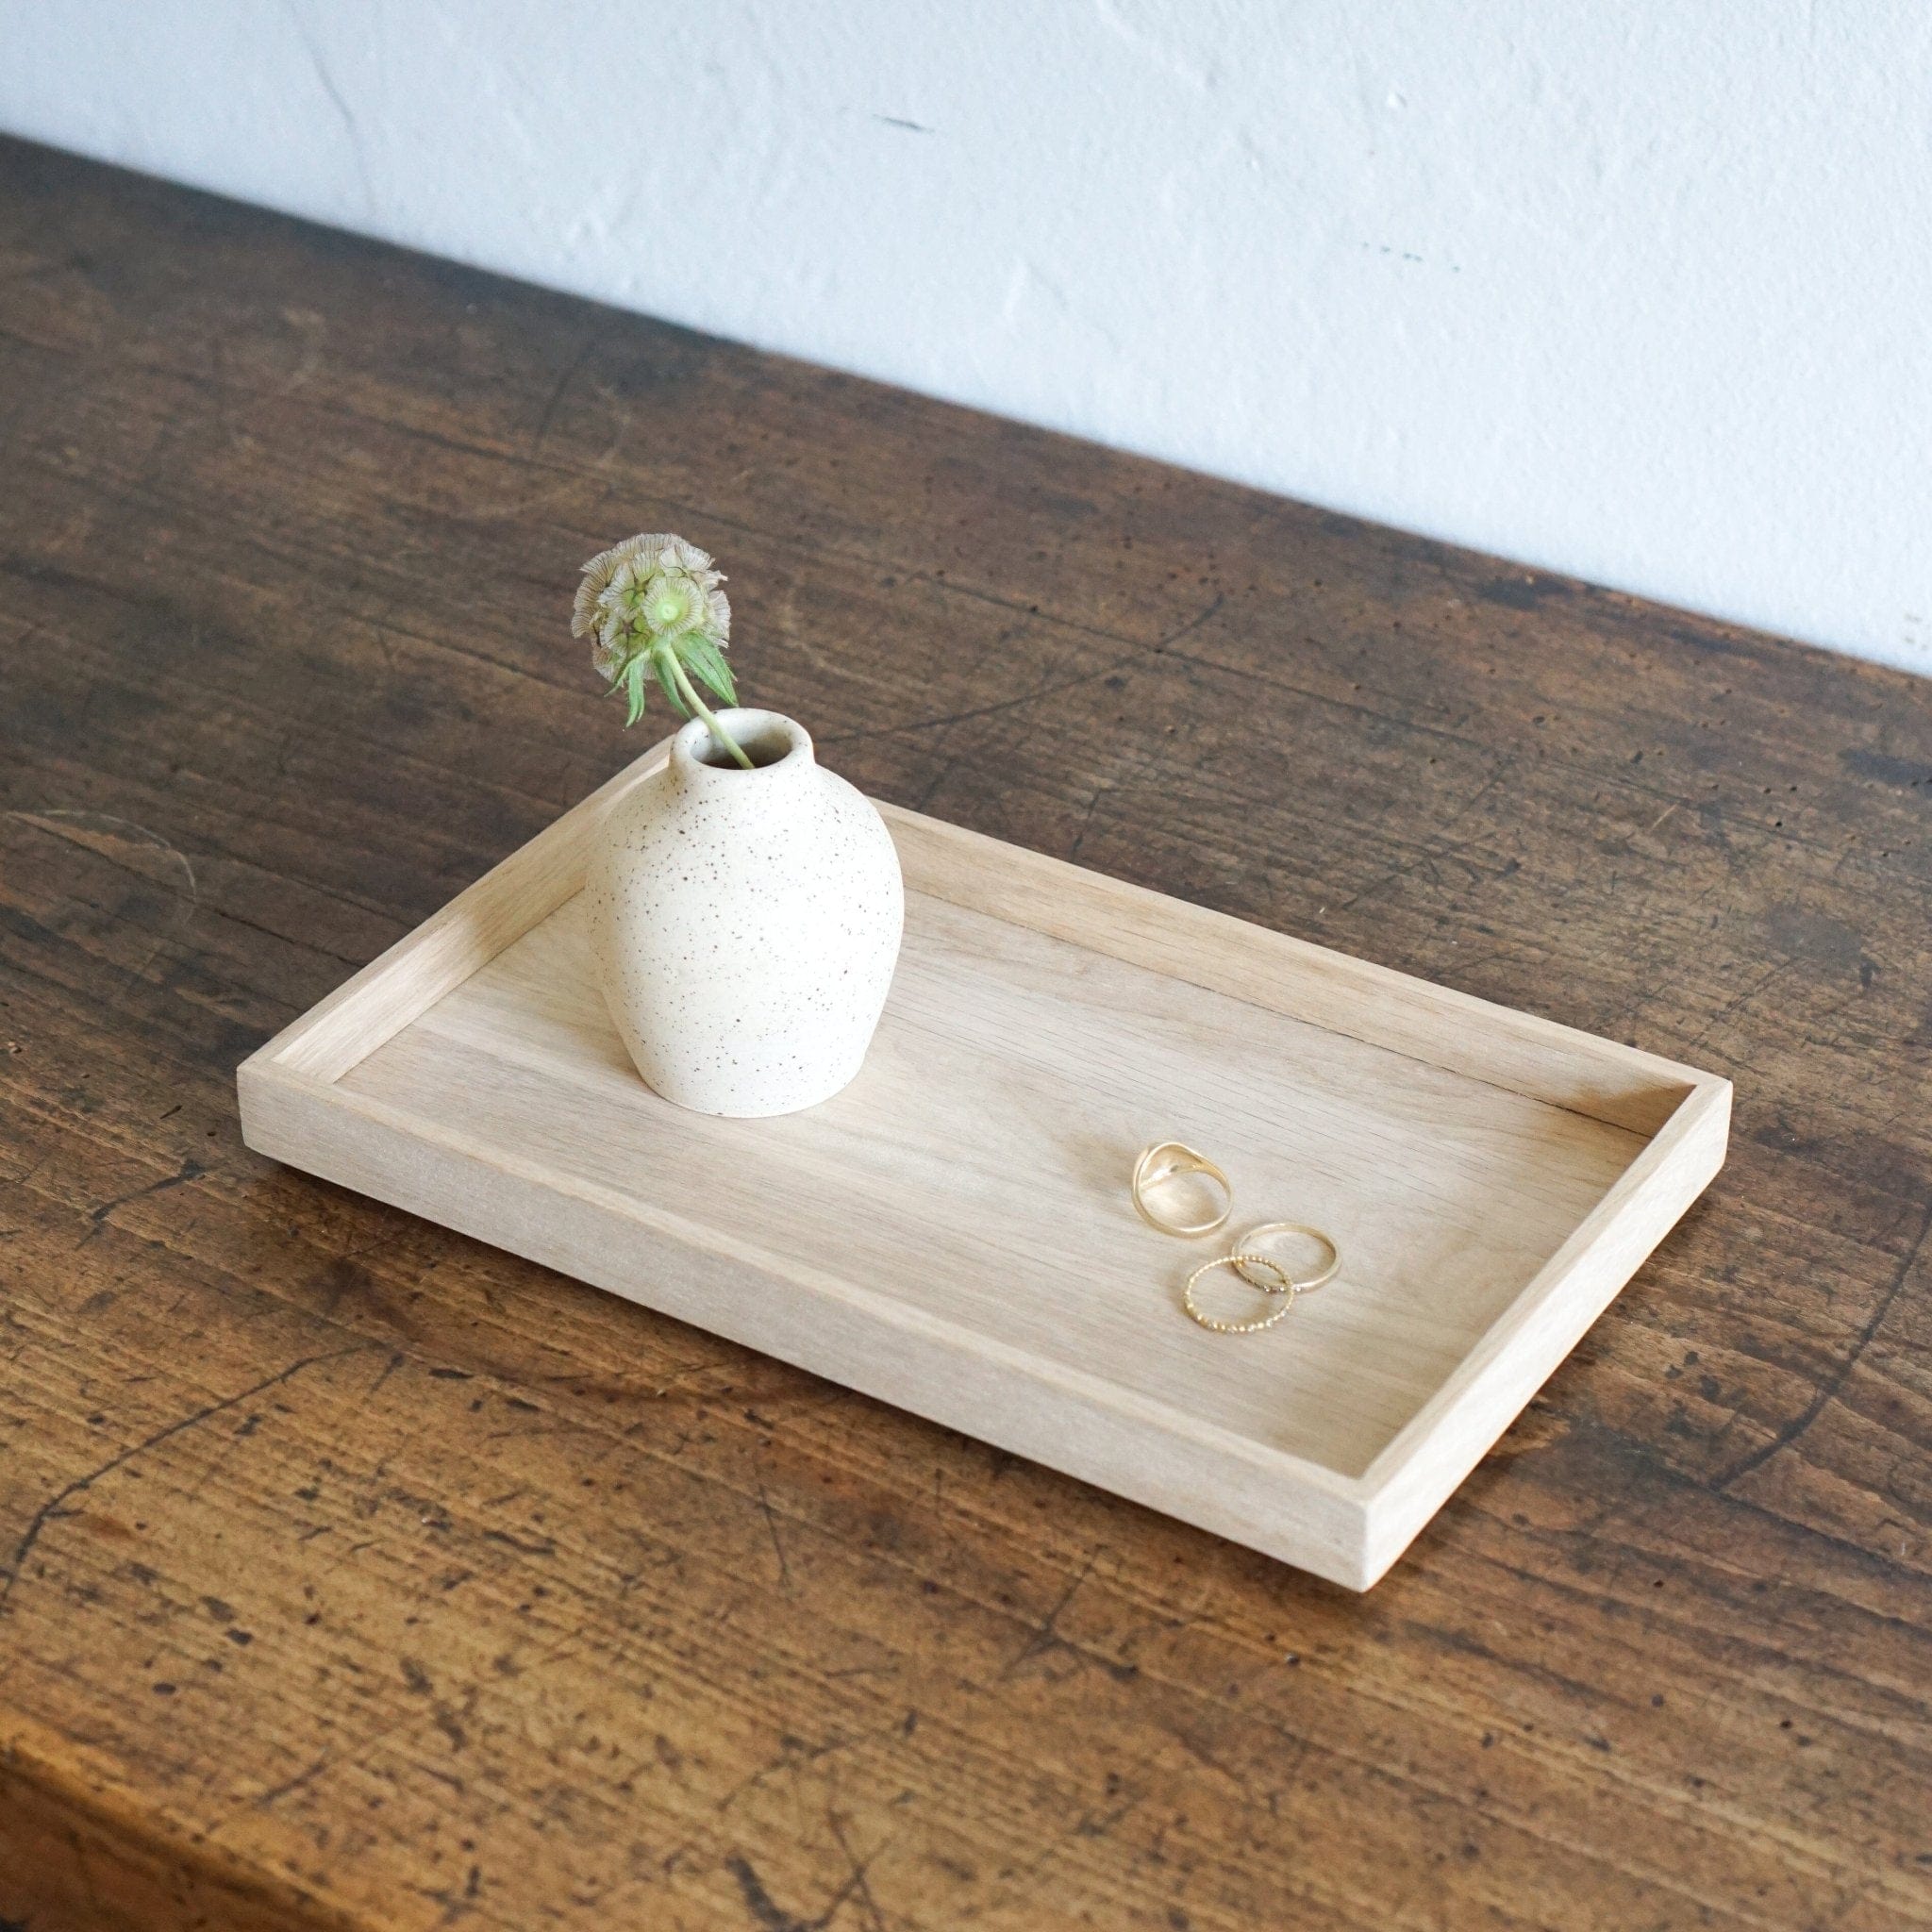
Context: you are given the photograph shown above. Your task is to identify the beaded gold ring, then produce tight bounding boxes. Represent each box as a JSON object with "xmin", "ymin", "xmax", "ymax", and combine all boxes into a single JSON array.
[
  {"xmin": 1131, "ymin": 1141, "xmax": 1232, "ymax": 1239},
  {"xmin": 1183, "ymin": 1252, "xmax": 1297, "ymax": 1334}
]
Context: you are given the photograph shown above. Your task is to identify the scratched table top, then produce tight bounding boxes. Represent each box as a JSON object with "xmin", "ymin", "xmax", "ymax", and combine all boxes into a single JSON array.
[{"xmin": 2, "ymin": 135, "xmax": 1928, "ymax": 1932}]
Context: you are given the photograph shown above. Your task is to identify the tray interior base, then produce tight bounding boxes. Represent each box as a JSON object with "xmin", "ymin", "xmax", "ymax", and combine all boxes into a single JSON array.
[{"xmin": 339, "ymin": 887, "xmax": 1645, "ymax": 1480}]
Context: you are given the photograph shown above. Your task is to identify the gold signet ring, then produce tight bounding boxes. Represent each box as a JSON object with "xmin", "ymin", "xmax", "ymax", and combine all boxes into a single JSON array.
[
  {"xmin": 1232, "ymin": 1223, "xmax": 1341, "ymax": 1294},
  {"xmin": 1131, "ymin": 1142, "xmax": 1232, "ymax": 1238}
]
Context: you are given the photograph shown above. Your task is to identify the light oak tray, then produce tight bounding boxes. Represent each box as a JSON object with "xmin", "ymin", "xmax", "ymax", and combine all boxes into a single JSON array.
[{"xmin": 238, "ymin": 742, "xmax": 1729, "ymax": 1590}]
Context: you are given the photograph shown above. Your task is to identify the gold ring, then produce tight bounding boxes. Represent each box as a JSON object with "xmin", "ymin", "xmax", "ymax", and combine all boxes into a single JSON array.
[
  {"xmin": 1131, "ymin": 1141, "xmax": 1231, "ymax": 1238},
  {"xmin": 1184, "ymin": 1253, "xmax": 1297, "ymax": 1333},
  {"xmin": 1232, "ymin": 1223, "xmax": 1341, "ymax": 1293}
]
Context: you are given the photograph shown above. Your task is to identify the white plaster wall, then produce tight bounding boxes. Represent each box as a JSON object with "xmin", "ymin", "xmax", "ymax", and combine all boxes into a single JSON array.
[{"xmin": 3, "ymin": 1, "xmax": 1926, "ymax": 670}]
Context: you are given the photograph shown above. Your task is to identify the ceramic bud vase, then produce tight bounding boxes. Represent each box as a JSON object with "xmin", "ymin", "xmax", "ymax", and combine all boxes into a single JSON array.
[{"xmin": 587, "ymin": 709, "xmax": 905, "ymax": 1117}]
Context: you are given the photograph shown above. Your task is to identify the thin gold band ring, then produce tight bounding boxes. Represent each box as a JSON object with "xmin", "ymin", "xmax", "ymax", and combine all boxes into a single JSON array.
[{"xmin": 1232, "ymin": 1223, "xmax": 1341, "ymax": 1294}]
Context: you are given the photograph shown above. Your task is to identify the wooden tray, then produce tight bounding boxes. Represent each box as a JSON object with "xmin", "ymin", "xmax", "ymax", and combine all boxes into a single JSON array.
[{"xmin": 238, "ymin": 742, "xmax": 1729, "ymax": 1589}]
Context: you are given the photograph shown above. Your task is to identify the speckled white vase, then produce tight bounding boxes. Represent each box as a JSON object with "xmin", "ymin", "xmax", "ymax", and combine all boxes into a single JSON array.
[{"xmin": 586, "ymin": 709, "xmax": 904, "ymax": 1117}]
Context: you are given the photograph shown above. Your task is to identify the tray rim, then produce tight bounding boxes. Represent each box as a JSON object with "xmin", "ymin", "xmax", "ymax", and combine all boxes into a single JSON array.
[{"xmin": 238, "ymin": 741, "xmax": 1731, "ymax": 1589}]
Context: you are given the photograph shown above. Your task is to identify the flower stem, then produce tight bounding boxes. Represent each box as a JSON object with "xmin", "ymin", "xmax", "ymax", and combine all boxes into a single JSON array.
[{"xmin": 665, "ymin": 651, "xmax": 753, "ymax": 769}]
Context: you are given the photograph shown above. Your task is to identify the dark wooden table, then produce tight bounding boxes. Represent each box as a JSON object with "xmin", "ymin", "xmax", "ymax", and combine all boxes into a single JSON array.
[{"xmin": 2, "ymin": 136, "xmax": 1927, "ymax": 1932}]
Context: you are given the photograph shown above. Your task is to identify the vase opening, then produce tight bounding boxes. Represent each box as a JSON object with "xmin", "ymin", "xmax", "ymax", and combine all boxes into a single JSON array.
[{"xmin": 689, "ymin": 712, "xmax": 802, "ymax": 771}]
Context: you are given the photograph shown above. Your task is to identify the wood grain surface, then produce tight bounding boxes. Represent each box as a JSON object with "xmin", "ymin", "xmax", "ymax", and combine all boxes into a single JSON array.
[{"xmin": 1, "ymin": 135, "xmax": 1926, "ymax": 1930}]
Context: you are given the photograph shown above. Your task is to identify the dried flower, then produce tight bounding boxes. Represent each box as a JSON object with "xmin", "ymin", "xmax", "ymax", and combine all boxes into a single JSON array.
[{"xmin": 571, "ymin": 532, "xmax": 749, "ymax": 767}]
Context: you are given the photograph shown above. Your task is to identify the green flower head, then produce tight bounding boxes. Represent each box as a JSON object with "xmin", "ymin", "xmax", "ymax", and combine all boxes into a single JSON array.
[
  {"xmin": 573, "ymin": 533, "xmax": 730, "ymax": 672},
  {"xmin": 570, "ymin": 532, "xmax": 752, "ymax": 767}
]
